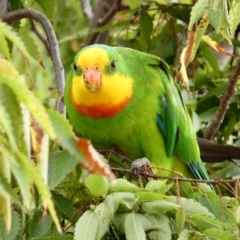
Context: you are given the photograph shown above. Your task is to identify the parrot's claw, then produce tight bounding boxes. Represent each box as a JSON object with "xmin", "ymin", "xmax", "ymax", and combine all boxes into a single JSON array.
[{"xmin": 131, "ymin": 157, "xmax": 154, "ymax": 179}]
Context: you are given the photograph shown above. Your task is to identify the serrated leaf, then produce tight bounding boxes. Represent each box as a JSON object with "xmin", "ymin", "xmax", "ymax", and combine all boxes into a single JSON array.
[
  {"xmin": 52, "ymin": 192, "xmax": 78, "ymax": 223},
  {"xmin": 167, "ymin": 196, "xmax": 215, "ymax": 217},
  {"xmin": 125, "ymin": 213, "xmax": 146, "ymax": 240},
  {"xmin": 208, "ymin": 9, "xmax": 222, "ymax": 33},
  {"xmin": 0, "ymin": 102, "xmax": 17, "ymax": 151},
  {"xmin": 0, "ymin": 20, "xmax": 31, "ymax": 59},
  {"xmin": 199, "ymin": 192, "xmax": 227, "ymax": 220},
  {"xmin": 94, "ymin": 202, "xmax": 112, "ymax": 239},
  {"xmin": 47, "ymin": 109, "xmax": 86, "ymax": 164},
  {"xmin": 48, "ymin": 150, "xmax": 78, "ymax": 189},
  {"xmin": 0, "ymin": 84, "xmax": 26, "ymax": 154},
  {"xmin": 190, "ymin": 214, "xmax": 225, "ymax": 232},
  {"xmin": 18, "ymin": 25, "xmax": 40, "ymax": 61},
  {"xmin": 189, "ymin": 0, "xmax": 212, "ymax": 30},
  {"xmin": 145, "ymin": 213, "xmax": 172, "ymax": 240},
  {"xmin": 108, "ymin": 179, "xmax": 139, "ymax": 193},
  {"xmin": 229, "ymin": 0, "xmax": 240, "ymax": 38},
  {"xmin": 0, "ymin": 76, "xmax": 55, "ymax": 139},
  {"xmin": 177, "ymin": 229, "xmax": 190, "ymax": 240},
  {"xmin": 142, "ymin": 200, "xmax": 180, "ymax": 214},
  {"xmin": 29, "ymin": 209, "xmax": 52, "ymax": 238},
  {"xmin": 16, "ymin": 151, "xmax": 61, "ymax": 233},
  {"xmin": 74, "ymin": 210, "xmax": 99, "ymax": 240},
  {"xmin": 204, "ymin": 228, "xmax": 236, "ymax": 240},
  {"xmin": 219, "ymin": 0, "xmax": 231, "ymax": 44},
  {"xmin": 0, "ymin": 32, "xmax": 10, "ymax": 59},
  {"xmin": 5, "ymin": 211, "xmax": 21, "ymax": 240},
  {"xmin": 145, "ymin": 179, "xmax": 167, "ymax": 194},
  {"xmin": 176, "ymin": 210, "xmax": 186, "ymax": 234}
]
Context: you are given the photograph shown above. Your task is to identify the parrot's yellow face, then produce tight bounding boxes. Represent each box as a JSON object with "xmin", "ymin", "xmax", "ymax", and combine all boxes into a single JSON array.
[{"xmin": 71, "ymin": 47, "xmax": 133, "ymax": 118}]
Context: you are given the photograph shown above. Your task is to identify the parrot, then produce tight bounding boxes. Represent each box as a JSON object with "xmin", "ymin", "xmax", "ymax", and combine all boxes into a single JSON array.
[{"xmin": 64, "ymin": 44, "xmax": 221, "ymax": 180}]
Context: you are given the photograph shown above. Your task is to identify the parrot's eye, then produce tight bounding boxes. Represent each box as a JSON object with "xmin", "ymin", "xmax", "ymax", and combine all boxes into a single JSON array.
[
  {"xmin": 73, "ymin": 63, "xmax": 78, "ymax": 72},
  {"xmin": 110, "ymin": 60, "xmax": 116, "ymax": 71}
]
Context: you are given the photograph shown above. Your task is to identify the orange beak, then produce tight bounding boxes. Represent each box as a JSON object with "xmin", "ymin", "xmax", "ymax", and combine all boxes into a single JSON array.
[{"xmin": 83, "ymin": 68, "xmax": 101, "ymax": 92}]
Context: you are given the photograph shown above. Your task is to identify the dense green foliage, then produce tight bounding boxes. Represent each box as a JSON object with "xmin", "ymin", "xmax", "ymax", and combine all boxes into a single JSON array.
[{"xmin": 0, "ymin": 0, "xmax": 240, "ymax": 239}]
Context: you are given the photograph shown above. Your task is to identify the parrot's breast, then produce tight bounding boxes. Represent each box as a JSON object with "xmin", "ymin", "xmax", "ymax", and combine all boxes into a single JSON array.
[{"xmin": 71, "ymin": 73, "xmax": 133, "ymax": 118}]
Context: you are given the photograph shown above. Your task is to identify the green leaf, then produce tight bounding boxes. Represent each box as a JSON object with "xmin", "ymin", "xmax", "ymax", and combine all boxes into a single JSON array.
[
  {"xmin": 142, "ymin": 200, "xmax": 180, "ymax": 214},
  {"xmin": 94, "ymin": 202, "xmax": 112, "ymax": 239},
  {"xmin": 208, "ymin": 9, "xmax": 222, "ymax": 33},
  {"xmin": 29, "ymin": 209, "xmax": 52, "ymax": 238},
  {"xmin": 177, "ymin": 229, "xmax": 190, "ymax": 240},
  {"xmin": 144, "ymin": 179, "xmax": 167, "ymax": 194},
  {"xmin": 86, "ymin": 174, "xmax": 108, "ymax": 197},
  {"xmin": 47, "ymin": 109, "xmax": 86, "ymax": 164},
  {"xmin": 35, "ymin": 0, "xmax": 56, "ymax": 21},
  {"xmin": 190, "ymin": 215, "xmax": 225, "ymax": 232},
  {"xmin": 229, "ymin": 0, "xmax": 240, "ymax": 38},
  {"xmin": 29, "ymin": 234, "xmax": 73, "ymax": 240},
  {"xmin": 176, "ymin": 210, "xmax": 186, "ymax": 234},
  {"xmin": 18, "ymin": 24, "xmax": 40, "ymax": 61},
  {"xmin": 74, "ymin": 210, "xmax": 99, "ymax": 240},
  {"xmin": 0, "ymin": 20, "xmax": 31, "ymax": 59},
  {"xmin": 145, "ymin": 213, "xmax": 172, "ymax": 240},
  {"xmin": 125, "ymin": 213, "xmax": 146, "ymax": 240},
  {"xmin": 204, "ymin": 228, "xmax": 236, "ymax": 240},
  {"xmin": 0, "ymin": 31, "xmax": 10, "ymax": 59},
  {"xmin": 189, "ymin": 0, "xmax": 212, "ymax": 30},
  {"xmin": 140, "ymin": 12, "xmax": 153, "ymax": 41},
  {"xmin": 124, "ymin": 0, "xmax": 140, "ymax": 10},
  {"xmin": 16, "ymin": 151, "xmax": 61, "ymax": 233},
  {"xmin": 48, "ymin": 150, "xmax": 78, "ymax": 189},
  {"xmin": 0, "ymin": 84, "xmax": 26, "ymax": 154},
  {"xmin": 136, "ymin": 191, "xmax": 164, "ymax": 202},
  {"xmin": 199, "ymin": 192, "xmax": 227, "ymax": 220},
  {"xmin": 52, "ymin": 192, "xmax": 78, "ymax": 223},
  {"xmin": 0, "ymin": 76, "xmax": 55, "ymax": 139},
  {"xmin": 0, "ymin": 101, "xmax": 17, "ymax": 151},
  {"xmin": 5, "ymin": 211, "xmax": 21, "ymax": 240},
  {"xmin": 108, "ymin": 179, "xmax": 139, "ymax": 193},
  {"xmin": 167, "ymin": 196, "xmax": 215, "ymax": 217}
]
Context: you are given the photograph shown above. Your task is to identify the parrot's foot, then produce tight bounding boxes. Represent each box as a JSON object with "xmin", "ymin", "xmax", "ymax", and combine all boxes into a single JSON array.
[{"xmin": 131, "ymin": 158, "xmax": 153, "ymax": 181}]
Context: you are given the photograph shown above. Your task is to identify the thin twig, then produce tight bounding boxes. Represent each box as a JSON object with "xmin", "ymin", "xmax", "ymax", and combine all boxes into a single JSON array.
[
  {"xmin": 1, "ymin": 9, "xmax": 66, "ymax": 115},
  {"xmin": 30, "ymin": 19, "xmax": 50, "ymax": 55},
  {"xmin": 204, "ymin": 57, "xmax": 240, "ymax": 140},
  {"xmin": 80, "ymin": 0, "xmax": 93, "ymax": 22},
  {"xmin": 98, "ymin": 147, "xmax": 133, "ymax": 163},
  {"xmin": 110, "ymin": 167, "xmax": 239, "ymax": 184}
]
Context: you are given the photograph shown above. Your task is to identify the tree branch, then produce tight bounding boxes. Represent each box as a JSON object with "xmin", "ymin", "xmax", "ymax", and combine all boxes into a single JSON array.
[
  {"xmin": 111, "ymin": 167, "xmax": 240, "ymax": 185},
  {"xmin": 204, "ymin": 57, "xmax": 240, "ymax": 140},
  {"xmin": 79, "ymin": 0, "xmax": 93, "ymax": 22},
  {"xmin": 84, "ymin": 0, "xmax": 122, "ymax": 46},
  {"xmin": 1, "ymin": 9, "xmax": 66, "ymax": 115}
]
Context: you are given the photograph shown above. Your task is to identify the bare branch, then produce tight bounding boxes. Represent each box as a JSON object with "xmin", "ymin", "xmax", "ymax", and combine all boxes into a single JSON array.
[
  {"xmin": 1, "ymin": 9, "xmax": 66, "ymax": 115},
  {"xmin": 204, "ymin": 57, "xmax": 240, "ymax": 140},
  {"xmin": 111, "ymin": 167, "xmax": 240, "ymax": 185},
  {"xmin": 80, "ymin": 0, "xmax": 93, "ymax": 22},
  {"xmin": 0, "ymin": 0, "xmax": 9, "ymax": 17},
  {"xmin": 84, "ymin": 0, "xmax": 122, "ymax": 46}
]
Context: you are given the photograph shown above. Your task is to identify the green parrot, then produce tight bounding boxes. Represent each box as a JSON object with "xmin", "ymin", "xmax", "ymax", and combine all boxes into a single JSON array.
[{"xmin": 64, "ymin": 44, "xmax": 209, "ymax": 179}]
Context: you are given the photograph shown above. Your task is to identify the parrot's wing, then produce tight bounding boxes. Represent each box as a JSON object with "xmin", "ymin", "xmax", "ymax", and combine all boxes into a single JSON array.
[{"xmin": 152, "ymin": 58, "xmax": 209, "ymax": 180}]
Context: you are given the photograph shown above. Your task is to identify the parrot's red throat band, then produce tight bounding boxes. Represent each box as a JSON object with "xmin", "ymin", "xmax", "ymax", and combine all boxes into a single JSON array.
[{"xmin": 71, "ymin": 92, "xmax": 131, "ymax": 118}]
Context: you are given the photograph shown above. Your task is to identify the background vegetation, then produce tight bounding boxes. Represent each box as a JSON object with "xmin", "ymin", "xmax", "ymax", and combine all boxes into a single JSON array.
[{"xmin": 0, "ymin": 0, "xmax": 240, "ymax": 239}]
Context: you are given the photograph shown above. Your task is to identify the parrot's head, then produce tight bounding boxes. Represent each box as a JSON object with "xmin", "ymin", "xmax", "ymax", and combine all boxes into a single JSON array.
[{"xmin": 70, "ymin": 44, "xmax": 134, "ymax": 118}]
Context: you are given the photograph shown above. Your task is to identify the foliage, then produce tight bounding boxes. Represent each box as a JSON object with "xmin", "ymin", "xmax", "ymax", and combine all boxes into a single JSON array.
[{"xmin": 0, "ymin": 0, "xmax": 240, "ymax": 239}]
